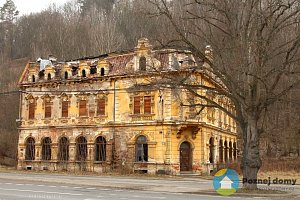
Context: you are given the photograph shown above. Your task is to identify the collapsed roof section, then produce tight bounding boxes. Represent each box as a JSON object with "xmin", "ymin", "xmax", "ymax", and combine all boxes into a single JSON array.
[{"xmin": 18, "ymin": 38, "xmax": 201, "ymax": 85}]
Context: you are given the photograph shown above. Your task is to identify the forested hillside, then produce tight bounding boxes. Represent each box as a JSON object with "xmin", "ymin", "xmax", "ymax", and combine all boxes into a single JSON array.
[{"xmin": 0, "ymin": 0, "xmax": 299, "ymax": 163}]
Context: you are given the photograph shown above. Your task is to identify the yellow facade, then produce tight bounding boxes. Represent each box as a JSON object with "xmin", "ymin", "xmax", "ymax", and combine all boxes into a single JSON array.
[{"xmin": 17, "ymin": 38, "xmax": 237, "ymax": 175}]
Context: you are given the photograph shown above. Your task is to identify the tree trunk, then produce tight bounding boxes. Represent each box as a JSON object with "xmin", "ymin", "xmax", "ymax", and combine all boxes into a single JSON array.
[{"xmin": 241, "ymin": 116, "xmax": 262, "ymax": 189}]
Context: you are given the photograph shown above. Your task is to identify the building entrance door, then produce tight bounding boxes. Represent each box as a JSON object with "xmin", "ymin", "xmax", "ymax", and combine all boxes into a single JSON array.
[{"xmin": 180, "ymin": 141, "xmax": 192, "ymax": 171}]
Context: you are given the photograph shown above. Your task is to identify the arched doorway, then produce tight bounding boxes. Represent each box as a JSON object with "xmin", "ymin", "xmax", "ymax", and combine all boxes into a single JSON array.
[{"xmin": 180, "ymin": 141, "xmax": 192, "ymax": 172}]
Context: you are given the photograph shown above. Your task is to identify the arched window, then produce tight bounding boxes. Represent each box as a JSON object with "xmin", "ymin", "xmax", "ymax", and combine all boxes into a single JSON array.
[
  {"xmin": 229, "ymin": 141, "xmax": 233, "ymax": 161},
  {"xmin": 209, "ymin": 137, "xmax": 214, "ymax": 163},
  {"xmin": 32, "ymin": 75, "xmax": 35, "ymax": 83},
  {"xmin": 58, "ymin": 137, "xmax": 69, "ymax": 161},
  {"xmin": 100, "ymin": 68, "xmax": 105, "ymax": 76},
  {"xmin": 64, "ymin": 71, "xmax": 68, "ymax": 79},
  {"xmin": 41, "ymin": 137, "xmax": 51, "ymax": 160},
  {"xmin": 95, "ymin": 136, "xmax": 106, "ymax": 161},
  {"xmin": 25, "ymin": 137, "xmax": 35, "ymax": 160},
  {"xmin": 82, "ymin": 69, "xmax": 86, "ymax": 77},
  {"xmin": 219, "ymin": 140, "xmax": 223, "ymax": 163},
  {"xmin": 76, "ymin": 136, "xmax": 87, "ymax": 161},
  {"xmin": 139, "ymin": 56, "xmax": 146, "ymax": 71},
  {"xmin": 136, "ymin": 135, "xmax": 148, "ymax": 162},
  {"xmin": 224, "ymin": 141, "xmax": 228, "ymax": 162},
  {"xmin": 47, "ymin": 73, "xmax": 51, "ymax": 80}
]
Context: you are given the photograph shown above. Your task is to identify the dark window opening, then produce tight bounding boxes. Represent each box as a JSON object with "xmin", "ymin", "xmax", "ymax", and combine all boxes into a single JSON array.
[
  {"xmin": 95, "ymin": 136, "xmax": 106, "ymax": 161},
  {"xmin": 32, "ymin": 75, "xmax": 35, "ymax": 83},
  {"xmin": 79, "ymin": 100, "xmax": 87, "ymax": 116},
  {"xmin": 45, "ymin": 101, "xmax": 52, "ymax": 118},
  {"xmin": 144, "ymin": 96, "xmax": 151, "ymax": 114},
  {"xmin": 209, "ymin": 137, "xmax": 214, "ymax": 163},
  {"xmin": 41, "ymin": 137, "xmax": 51, "ymax": 160},
  {"xmin": 72, "ymin": 66, "xmax": 78, "ymax": 76},
  {"xmin": 76, "ymin": 136, "xmax": 87, "ymax": 161},
  {"xmin": 134, "ymin": 96, "xmax": 141, "ymax": 114},
  {"xmin": 62, "ymin": 101, "xmax": 69, "ymax": 118},
  {"xmin": 25, "ymin": 137, "xmax": 35, "ymax": 160},
  {"xmin": 39, "ymin": 70, "xmax": 44, "ymax": 79},
  {"xmin": 97, "ymin": 98, "xmax": 105, "ymax": 116},
  {"xmin": 47, "ymin": 73, "xmax": 51, "ymax": 80},
  {"xmin": 64, "ymin": 71, "xmax": 68, "ymax": 79},
  {"xmin": 229, "ymin": 141, "xmax": 233, "ymax": 161},
  {"xmin": 224, "ymin": 141, "xmax": 228, "ymax": 162},
  {"xmin": 136, "ymin": 135, "xmax": 148, "ymax": 162},
  {"xmin": 58, "ymin": 137, "xmax": 69, "ymax": 161},
  {"xmin": 82, "ymin": 69, "xmax": 86, "ymax": 77},
  {"xmin": 100, "ymin": 68, "xmax": 105, "ymax": 76},
  {"xmin": 233, "ymin": 142, "xmax": 237, "ymax": 159},
  {"xmin": 90, "ymin": 66, "xmax": 97, "ymax": 74},
  {"xmin": 139, "ymin": 56, "xmax": 146, "ymax": 71}
]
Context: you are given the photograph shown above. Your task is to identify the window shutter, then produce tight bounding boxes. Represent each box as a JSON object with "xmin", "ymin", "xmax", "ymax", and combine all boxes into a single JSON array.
[
  {"xmin": 79, "ymin": 100, "xmax": 87, "ymax": 116},
  {"xmin": 45, "ymin": 102, "xmax": 52, "ymax": 118},
  {"xmin": 97, "ymin": 99, "xmax": 105, "ymax": 116},
  {"xmin": 134, "ymin": 96, "xmax": 141, "ymax": 114},
  {"xmin": 62, "ymin": 101, "xmax": 69, "ymax": 118},
  {"xmin": 144, "ymin": 96, "xmax": 151, "ymax": 114}
]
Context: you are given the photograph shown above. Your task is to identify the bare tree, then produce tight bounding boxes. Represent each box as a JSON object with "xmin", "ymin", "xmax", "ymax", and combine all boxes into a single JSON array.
[{"xmin": 148, "ymin": 0, "xmax": 300, "ymax": 189}]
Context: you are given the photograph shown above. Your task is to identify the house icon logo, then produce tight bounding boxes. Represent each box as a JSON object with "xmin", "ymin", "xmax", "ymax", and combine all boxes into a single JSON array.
[{"xmin": 213, "ymin": 168, "xmax": 239, "ymax": 196}]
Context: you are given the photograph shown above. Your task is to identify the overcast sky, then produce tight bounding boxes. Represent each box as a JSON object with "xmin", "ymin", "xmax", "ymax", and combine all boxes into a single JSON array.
[{"xmin": 0, "ymin": 0, "xmax": 70, "ymax": 15}]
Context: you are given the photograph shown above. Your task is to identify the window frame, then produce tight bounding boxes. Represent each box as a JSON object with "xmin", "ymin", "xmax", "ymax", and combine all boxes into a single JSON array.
[
  {"xmin": 135, "ymin": 135, "xmax": 148, "ymax": 162},
  {"xmin": 95, "ymin": 136, "xmax": 106, "ymax": 161},
  {"xmin": 41, "ymin": 137, "xmax": 52, "ymax": 161}
]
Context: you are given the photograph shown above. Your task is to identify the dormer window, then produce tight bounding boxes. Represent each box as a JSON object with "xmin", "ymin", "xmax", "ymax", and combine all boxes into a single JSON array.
[
  {"xmin": 82, "ymin": 69, "xmax": 86, "ymax": 77},
  {"xmin": 100, "ymin": 68, "xmax": 105, "ymax": 76},
  {"xmin": 47, "ymin": 73, "xmax": 51, "ymax": 80},
  {"xmin": 64, "ymin": 71, "xmax": 68, "ymax": 79},
  {"xmin": 32, "ymin": 75, "xmax": 35, "ymax": 83},
  {"xmin": 139, "ymin": 56, "xmax": 146, "ymax": 71}
]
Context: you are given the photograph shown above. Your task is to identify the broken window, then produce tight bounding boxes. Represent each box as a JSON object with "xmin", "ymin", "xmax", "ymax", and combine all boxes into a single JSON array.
[
  {"xmin": 25, "ymin": 137, "xmax": 35, "ymax": 160},
  {"xmin": 82, "ymin": 69, "xmax": 86, "ymax": 77},
  {"xmin": 47, "ymin": 73, "xmax": 51, "ymax": 80},
  {"xmin": 41, "ymin": 137, "xmax": 51, "ymax": 160},
  {"xmin": 134, "ymin": 96, "xmax": 141, "ymax": 114},
  {"xmin": 32, "ymin": 75, "xmax": 35, "ymax": 83},
  {"xmin": 100, "ymin": 68, "xmax": 105, "ymax": 76},
  {"xmin": 95, "ymin": 136, "xmax": 106, "ymax": 161},
  {"xmin": 79, "ymin": 100, "xmax": 87, "ymax": 116},
  {"xmin": 224, "ymin": 141, "xmax": 228, "ymax": 162},
  {"xmin": 144, "ymin": 96, "xmax": 151, "ymax": 114},
  {"xmin": 64, "ymin": 71, "xmax": 68, "ymax": 79},
  {"xmin": 58, "ymin": 137, "xmax": 69, "ymax": 161},
  {"xmin": 90, "ymin": 66, "xmax": 97, "ymax": 74},
  {"xmin": 28, "ymin": 99, "xmax": 35, "ymax": 120},
  {"xmin": 136, "ymin": 135, "xmax": 148, "ymax": 162},
  {"xmin": 139, "ymin": 56, "xmax": 146, "ymax": 71},
  {"xmin": 229, "ymin": 141, "xmax": 233, "ymax": 161},
  {"xmin": 61, "ymin": 101, "xmax": 69, "ymax": 118},
  {"xmin": 96, "ymin": 98, "xmax": 105, "ymax": 116},
  {"xmin": 72, "ymin": 66, "xmax": 78, "ymax": 76},
  {"xmin": 76, "ymin": 136, "xmax": 87, "ymax": 161}
]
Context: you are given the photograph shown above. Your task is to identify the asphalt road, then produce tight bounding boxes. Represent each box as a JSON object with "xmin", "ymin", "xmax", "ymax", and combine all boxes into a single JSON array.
[{"xmin": 0, "ymin": 172, "xmax": 298, "ymax": 200}]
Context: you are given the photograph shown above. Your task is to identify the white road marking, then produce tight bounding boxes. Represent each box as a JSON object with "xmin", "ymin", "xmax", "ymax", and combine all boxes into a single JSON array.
[
  {"xmin": 61, "ymin": 185, "xmax": 69, "ymax": 188},
  {"xmin": 49, "ymin": 185, "xmax": 57, "ymax": 188},
  {"xmin": 73, "ymin": 186, "xmax": 82, "ymax": 189},
  {"xmin": 37, "ymin": 185, "xmax": 45, "ymax": 187},
  {"xmin": 86, "ymin": 187, "xmax": 96, "ymax": 190},
  {"xmin": 115, "ymin": 189, "xmax": 124, "ymax": 192},
  {"xmin": 16, "ymin": 184, "xmax": 24, "ymax": 186},
  {"xmin": 149, "ymin": 197, "xmax": 166, "ymax": 199},
  {"xmin": 4, "ymin": 183, "xmax": 12, "ymax": 185},
  {"xmin": 0, "ymin": 187, "xmax": 83, "ymax": 196},
  {"xmin": 109, "ymin": 193, "xmax": 117, "ymax": 196}
]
